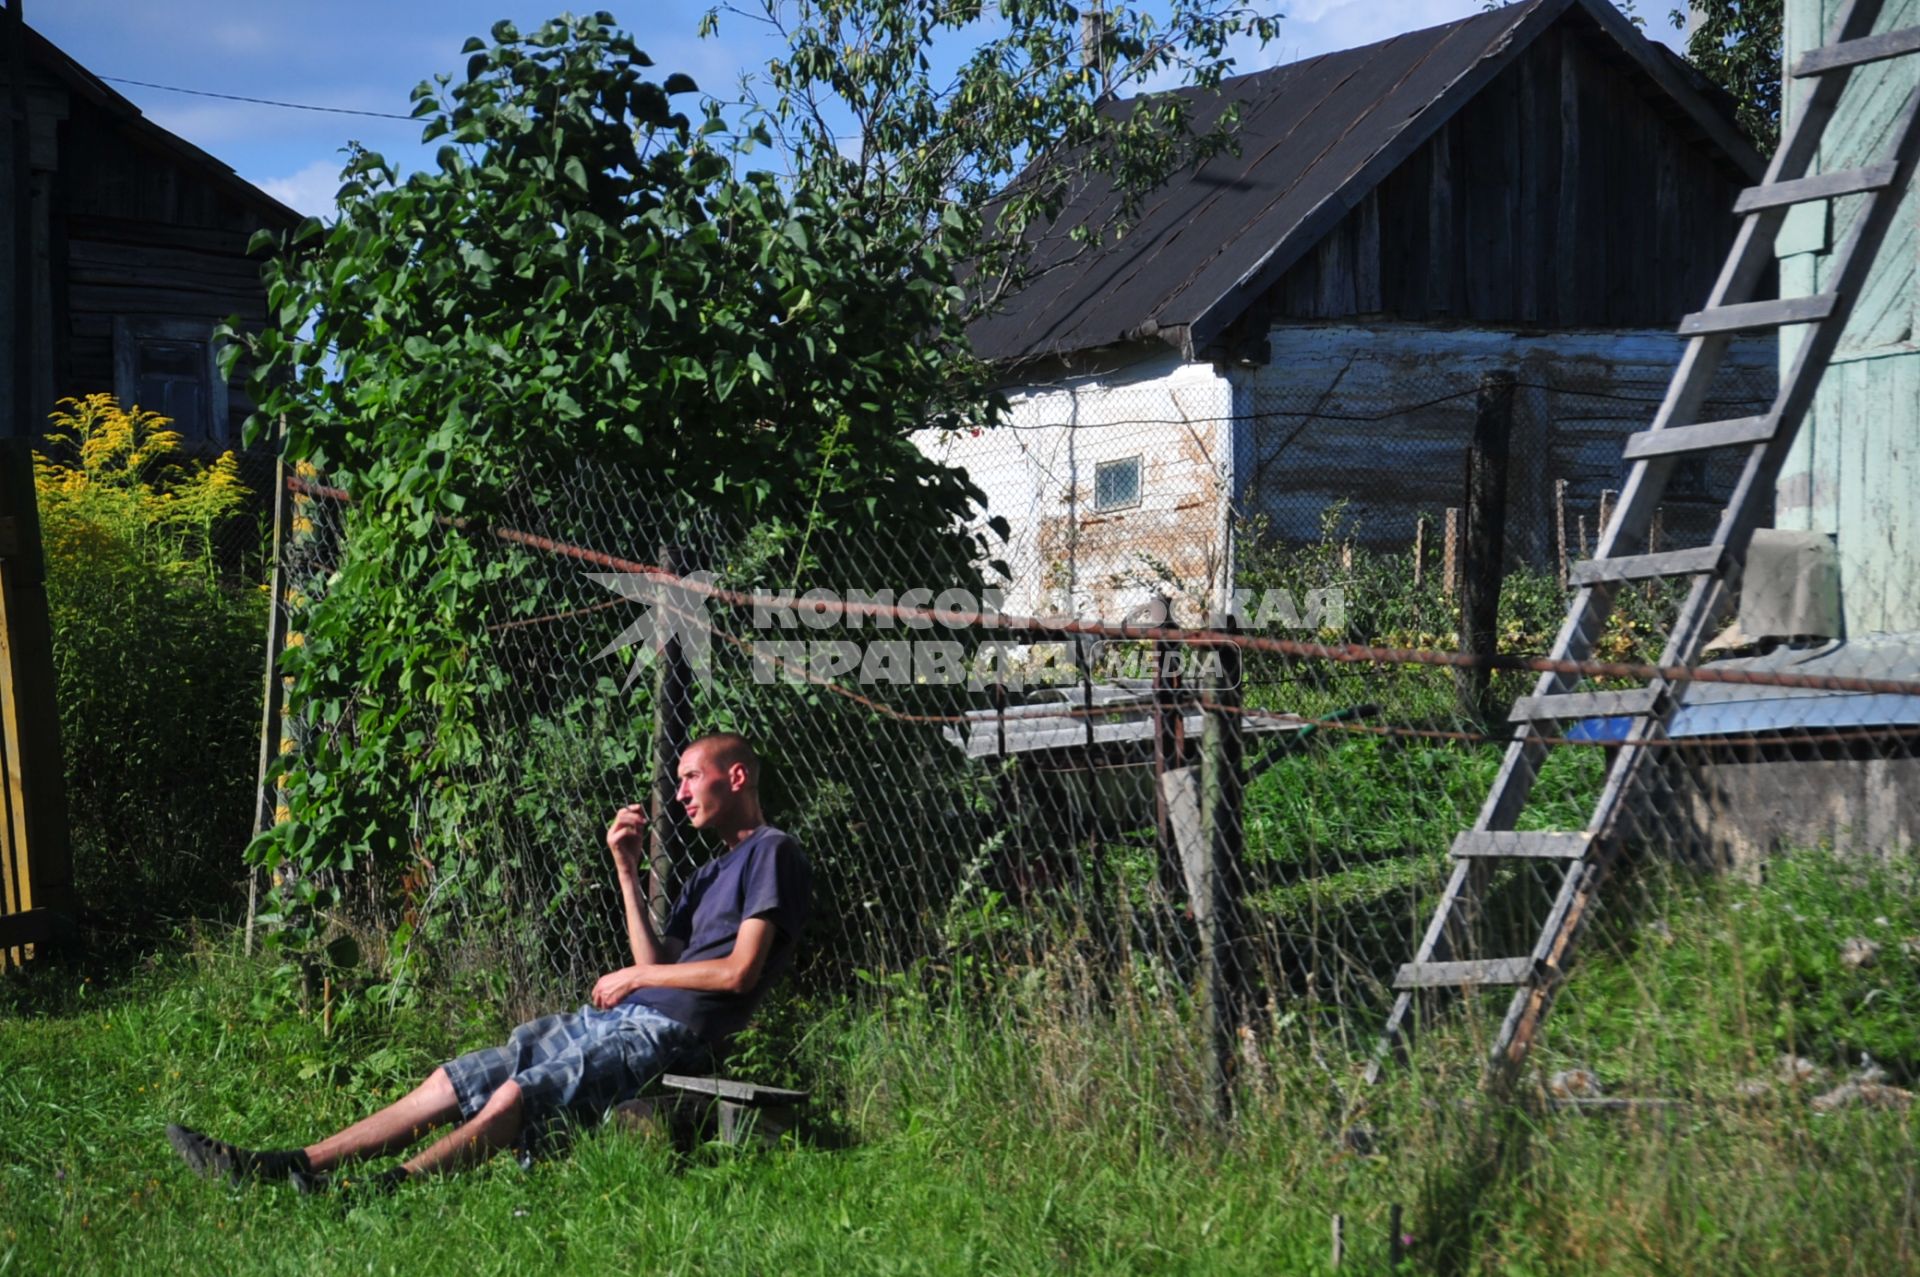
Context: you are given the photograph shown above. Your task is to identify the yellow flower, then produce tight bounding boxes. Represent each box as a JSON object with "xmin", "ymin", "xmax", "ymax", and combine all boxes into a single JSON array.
[{"xmin": 34, "ymin": 394, "xmax": 252, "ymax": 577}]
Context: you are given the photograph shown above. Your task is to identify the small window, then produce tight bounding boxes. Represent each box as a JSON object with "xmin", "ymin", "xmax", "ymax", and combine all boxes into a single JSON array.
[
  {"xmin": 113, "ymin": 318, "xmax": 228, "ymax": 443},
  {"xmin": 1093, "ymin": 456, "xmax": 1142, "ymax": 511}
]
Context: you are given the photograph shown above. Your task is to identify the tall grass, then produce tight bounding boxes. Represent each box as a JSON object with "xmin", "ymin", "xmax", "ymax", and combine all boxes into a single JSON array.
[{"xmin": 2, "ymin": 846, "xmax": 1912, "ymax": 1274}]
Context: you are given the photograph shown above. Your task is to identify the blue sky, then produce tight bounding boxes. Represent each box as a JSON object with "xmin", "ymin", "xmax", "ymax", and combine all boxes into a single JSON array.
[{"xmin": 35, "ymin": 0, "xmax": 1687, "ymax": 216}]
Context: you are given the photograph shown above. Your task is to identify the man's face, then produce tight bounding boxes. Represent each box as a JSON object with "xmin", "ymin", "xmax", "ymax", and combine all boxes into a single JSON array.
[{"xmin": 675, "ymin": 745, "xmax": 740, "ymax": 830}]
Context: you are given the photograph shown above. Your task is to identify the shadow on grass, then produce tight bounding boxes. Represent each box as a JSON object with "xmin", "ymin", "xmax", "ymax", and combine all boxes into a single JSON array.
[{"xmin": 1412, "ymin": 1103, "xmax": 1538, "ymax": 1277}]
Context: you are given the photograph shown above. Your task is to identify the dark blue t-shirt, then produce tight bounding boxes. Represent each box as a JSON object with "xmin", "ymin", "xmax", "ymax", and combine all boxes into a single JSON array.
[{"xmin": 626, "ymin": 826, "xmax": 810, "ymax": 1049}]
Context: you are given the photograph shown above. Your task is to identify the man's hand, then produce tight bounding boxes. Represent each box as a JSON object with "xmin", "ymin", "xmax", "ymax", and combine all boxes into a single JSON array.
[
  {"xmin": 591, "ymin": 964, "xmax": 651, "ymax": 1009},
  {"xmin": 606, "ymin": 803, "xmax": 648, "ymax": 872}
]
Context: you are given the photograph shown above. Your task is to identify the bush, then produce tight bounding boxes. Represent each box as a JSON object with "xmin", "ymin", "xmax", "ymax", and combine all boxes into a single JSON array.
[{"xmin": 34, "ymin": 394, "xmax": 266, "ymax": 946}]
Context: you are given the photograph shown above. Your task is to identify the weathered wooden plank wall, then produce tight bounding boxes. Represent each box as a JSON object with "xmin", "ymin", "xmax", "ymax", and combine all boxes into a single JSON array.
[
  {"xmin": 0, "ymin": 62, "xmax": 66, "ymax": 436},
  {"xmin": 1261, "ymin": 17, "xmax": 1756, "ymax": 330},
  {"xmin": 46, "ymin": 88, "xmax": 285, "ymax": 445},
  {"xmin": 1776, "ymin": 0, "xmax": 1920, "ymax": 635},
  {"xmin": 1242, "ymin": 325, "xmax": 1778, "ymax": 565},
  {"xmin": 1222, "ymin": 10, "xmax": 1776, "ymax": 572}
]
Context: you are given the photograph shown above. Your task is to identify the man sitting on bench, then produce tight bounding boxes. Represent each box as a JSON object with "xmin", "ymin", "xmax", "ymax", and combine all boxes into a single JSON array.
[{"xmin": 167, "ymin": 732, "xmax": 810, "ymax": 1195}]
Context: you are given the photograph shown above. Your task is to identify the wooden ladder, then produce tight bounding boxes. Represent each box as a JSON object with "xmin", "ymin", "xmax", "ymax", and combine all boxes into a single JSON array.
[{"xmin": 1371, "ymin": 0, "xmax": 1920, "ymax": 1087}]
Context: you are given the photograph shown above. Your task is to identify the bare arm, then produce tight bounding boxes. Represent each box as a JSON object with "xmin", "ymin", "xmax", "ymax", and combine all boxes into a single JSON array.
[
  {"xmin": 606, "ymin": 804, "xmax": 684, "ymax": 968},
  {"xmin": 589, "ymin": 917, "xmax": 780, "ymax": 1009}
]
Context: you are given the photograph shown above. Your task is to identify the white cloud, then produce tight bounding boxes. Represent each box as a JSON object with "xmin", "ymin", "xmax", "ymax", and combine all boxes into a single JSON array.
[
  {"xmin": 206, "ymin": 20, "xmax": 281, "ymax": 56},
  {"xmin": 256, "ymin": 158, "xmax": 345, "ymax": 218}
]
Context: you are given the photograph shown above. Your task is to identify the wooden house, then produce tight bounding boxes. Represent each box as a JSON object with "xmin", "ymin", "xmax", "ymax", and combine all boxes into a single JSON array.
[
  {"xmin": 1662, "ymin": 0, "xmax": 1920, "ymax": 866},
  {"xmin": 1772, "ymin": 0, "xmax": 1920, "ymax": 637},
  {"xmin": 915, "ymin": 0, "xmax": 1774, "ymax": 625},
  {"xmin": 0, "ymin": 21, "xmax": 300, "ymax": 447}
]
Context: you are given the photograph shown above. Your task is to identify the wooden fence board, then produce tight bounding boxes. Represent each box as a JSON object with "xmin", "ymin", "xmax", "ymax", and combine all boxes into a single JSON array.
[{"xmin": 0, "ymin": 438, "xmax": 72, "ymax": 967}]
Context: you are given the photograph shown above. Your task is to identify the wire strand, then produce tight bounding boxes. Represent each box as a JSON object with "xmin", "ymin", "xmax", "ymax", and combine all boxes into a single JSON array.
[{"xmin": 100, "ymin": 75, "xmax": 417, "ymax": 121}]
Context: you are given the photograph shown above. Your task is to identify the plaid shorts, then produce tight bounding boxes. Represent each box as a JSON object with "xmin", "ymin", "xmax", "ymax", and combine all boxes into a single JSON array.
[{"xmin": 441, "ymin": 1003, "xmax": 706, "ymax": 1125}]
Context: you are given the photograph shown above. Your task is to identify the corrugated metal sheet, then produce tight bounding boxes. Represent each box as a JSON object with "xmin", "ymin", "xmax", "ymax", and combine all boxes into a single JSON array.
[{"xmin": 1567, "ymin": 635, "xmax": 1920, "ymax": 739}]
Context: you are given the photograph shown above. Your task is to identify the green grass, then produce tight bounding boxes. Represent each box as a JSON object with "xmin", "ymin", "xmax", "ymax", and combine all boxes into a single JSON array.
[
  {"xmin": 3, "ymin": 850, "xmax": 1917, "ymax": 1277},
  {"xmin": 1547, "ymin": 850, "xmax": 1920, "ymax": 1085},
  {"xmin": 0, "ymin": 949, "xmax": 1369, "ymax": 1276}
]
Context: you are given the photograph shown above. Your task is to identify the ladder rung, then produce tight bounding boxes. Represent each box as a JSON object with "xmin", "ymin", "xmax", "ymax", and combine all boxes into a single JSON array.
[
  {"xmin": 1622, "ymin": 415, "xmax": 1775, "ymax": 459},
  {"xmin": 1451, "ymin": 831, "xmax": 1593, "ymax": 859},
  {"xmin": 1395, "ymin": 957, "xmax": 1536, "ymax": 990},
  {"xmin": 1569, "ymin": 546, "xmax": 1722, "ymax": 586},
  {"xmin": 1509, "ymin": 688, "xmax": 1659, "ymax": 723},
  {"xmin": 1679, "ymin": 294, "xmax": 1838, "ymax": 335},
  {"xmin": 1734, "ymin": 162, "xmax": 1900, "ymax": 213},
  {"xmin": 1794, "ymin": 25, "xmax": 1920, "ymax": 78}
]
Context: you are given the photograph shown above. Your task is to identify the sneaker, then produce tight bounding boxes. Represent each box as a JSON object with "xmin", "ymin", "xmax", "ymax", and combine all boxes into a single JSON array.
[{"xmin": 165, "ymin": 1124, "xmax": 309, "ymax": 1186}]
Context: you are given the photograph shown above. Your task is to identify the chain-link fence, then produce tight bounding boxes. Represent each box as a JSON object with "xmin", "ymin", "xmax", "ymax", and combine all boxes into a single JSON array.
[{"xmin": 263, "ymin": 357, "xmax": 1920, "ymax": 1129}]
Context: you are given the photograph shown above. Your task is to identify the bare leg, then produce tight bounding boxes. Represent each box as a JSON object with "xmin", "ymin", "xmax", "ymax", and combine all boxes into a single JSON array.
[
  {"xmin": 399, "ymin": 1078, "xmax": 526, "ymax": 1177},
  {"xmin": 302, "ymin": 1067, "xmax": 462, "ymax": 1173}
]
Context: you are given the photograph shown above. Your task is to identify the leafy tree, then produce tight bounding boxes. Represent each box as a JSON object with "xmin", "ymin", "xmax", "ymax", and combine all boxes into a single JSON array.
[
  {"xmin": 231, "ymin": 7, "xmax": 1278, "ymax": 986},
  {"xmin": 1673, "ymin": 0, "xmax": 1782, "ymax": 150},
  {"xmin": 711, "ymin": 0, "xmax": 1281, "ymax": 314},
  {"xmin": 233, "ymin": 14, "xmax": 1001, "ymax": 922}
]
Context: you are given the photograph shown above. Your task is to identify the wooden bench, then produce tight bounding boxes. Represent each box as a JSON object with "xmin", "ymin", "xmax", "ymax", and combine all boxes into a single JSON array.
[{"xmin": 614, "ymin": 1075, "xmax": 810, "ymax": 1148}]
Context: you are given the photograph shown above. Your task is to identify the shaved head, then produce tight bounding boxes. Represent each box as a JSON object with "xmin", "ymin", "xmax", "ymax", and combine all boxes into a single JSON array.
[
  {"xmin": 687, "ymin": 733, "xmax": 759, "ymax": 790},
  {"xmin": 675, "ymin": 734, "xmax": 765, "ymax": 838}
]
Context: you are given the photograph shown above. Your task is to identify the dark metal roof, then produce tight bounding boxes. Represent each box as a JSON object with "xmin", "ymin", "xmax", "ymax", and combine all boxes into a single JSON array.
[{"xmin": 967, "ymin": 0, "xmax": 1761, "ymax": 366}]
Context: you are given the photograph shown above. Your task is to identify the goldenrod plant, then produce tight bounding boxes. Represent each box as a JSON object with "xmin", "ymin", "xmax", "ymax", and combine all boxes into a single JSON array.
[
  {"xmin": 34, "ymin": 393, "xmax": 250, "ymax": 583},
  {"xmin": 33, "ymin": 394, "xmax": 263, "ymax": 951}
]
